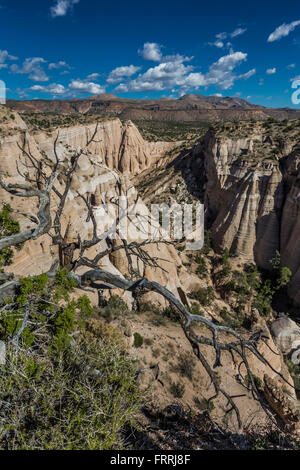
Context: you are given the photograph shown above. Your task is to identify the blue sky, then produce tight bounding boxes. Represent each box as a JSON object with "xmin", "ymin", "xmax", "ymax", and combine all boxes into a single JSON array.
[{"xmin": 0, "ymin": 0, "xmax": 299, "ymax": 107}]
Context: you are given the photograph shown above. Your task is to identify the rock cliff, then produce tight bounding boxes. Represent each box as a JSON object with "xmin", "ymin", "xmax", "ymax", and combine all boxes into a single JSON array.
[
  {"xmin": 0, "ymin": 106, "xmax": 195, "ymax": 307},
  {"xmin": 32, "ymin": 118, "xmax": 177, "ymax": 174},
  {"xmin": 185, "ymin": 120, "xmax": 300, "ymax": 306}
]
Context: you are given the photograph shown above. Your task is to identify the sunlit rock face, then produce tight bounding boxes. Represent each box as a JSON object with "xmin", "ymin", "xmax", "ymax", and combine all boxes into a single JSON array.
[
  {"xmin": 33, "ymin": 118, "xmax": 177, "ymax": 174},
  {"xmin": 183, "ymin": 121, "xmax": 300, "ymax": 306},
  {"xmin": 0, "ymin": 108, "xmax": 190, "ymax": 307},
  {"xmin": 202, "ymin": 128, "xmax": 284, "ymax": 269}
]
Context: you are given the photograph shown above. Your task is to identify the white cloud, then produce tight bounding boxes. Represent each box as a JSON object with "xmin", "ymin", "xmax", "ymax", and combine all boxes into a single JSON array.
[
  {"xmin": 216, "ymin": 32, "xmax": 227, "ymax": 40},
  {"xmin": 209, "ymin": 41, "xmax": 224, "ymax": 48},
  {"xmin": 10, "ymin": 57, "xmax": 49, "ymax": 82},
  {"xmin": 266, "ymin": 67, "xmax": 276, "ymax": 74},
  {"xmin": 29, "ymin": 76, "xmax": 105, "ymax": 97},
  {"xmin": 68, "ymin": 79, "xmax": 105, "ymax": 94},
  {"xmin": 86, "ymin": 73, "xmax": 100, "ymax": 80},
  {"xmin": 230, "ymin": 27, "xmax": 247, "ymax": 38},
  {"xmin": 287, "ymin": 63, "xmax": 296, "ymax": 69},
  {"xmin": 239, "ymin": 68, "xmax": 256, "ymax": 79},
  {"xmin": 138, "ymin": 43, "xmax": 163, "ymax": 61},
  {"xmin": 163, "ymin": 54, "xmax": 193, "ymax": 62},
  {"xmin": 30, "ymin": 83, "xmax": 66, "ymax": 95},
  {"xmin": 0, "ymin": 50, "xmax": 18, "ymax": 69},
  {"xmin": 115, "ymin": 59, "xmax": 197, "ymax": 93},
  {"xmin": 17, "ymin": 88, "xmax": 29, "ymax": 99},
  {"xmin": 51, "ymin": 0, "xmax": 80, "ymax": 18},
  {"xmin": 215, "ymin": 27, "xmax": 247, "ymax": 41},
  {"xmin": 115, "ymin": 50, "xmax": 253, "ymax": 94},
  {"xmin": 107, "ymin": 65, "xmax": 141, "ymax": 84},
  {"xmin": 259, "ymin": 78, "xmax": 264, "ymax": 86},
  {"xmin": 48, "ymin": 60, "xmax": 71, "ymax": 70},
  {"xmin": 204, "ymin": 51, "xmax": 248, "ymax": 89},
  {"xmin": 268, "ymin": 20, "xmax": 300, "ymax": 42}
]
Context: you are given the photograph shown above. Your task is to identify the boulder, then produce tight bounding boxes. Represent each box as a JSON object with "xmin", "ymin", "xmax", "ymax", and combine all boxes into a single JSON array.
[{"xmin": 270, "ymin": 317, "xmax": 300, "ymax": 355}]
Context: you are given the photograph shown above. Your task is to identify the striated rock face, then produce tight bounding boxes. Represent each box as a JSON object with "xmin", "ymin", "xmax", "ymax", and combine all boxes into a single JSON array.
[
  {"xmin": 0, "ymin": 108, "xmax": 191, "ymax": 308},
  {"xmin": 179, "ymin": 121, "xmax": 300, "ymax": 306},
  {"xmin": 32, "ymin": 119, "xmax": 177, "ymax": 174},
  {"xmin": 280, "ymin": 149, "xmax": 300, "ymax": 304},
  {"xmin": 202, "ymin": 128, "xmax": 284, "ymax": 269},
  {"xmin": 164, "ymin": 119, "xmax": 300, "ymax": 305}
]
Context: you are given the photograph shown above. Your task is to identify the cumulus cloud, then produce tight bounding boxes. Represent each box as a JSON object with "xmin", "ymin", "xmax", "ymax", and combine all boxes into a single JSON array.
[
  {"xmin": 10, "ymin": 57, "xmax": 49, "ymax": 82},
  {"xmin": 29, "ymin": 76, "xmax": 105, "ymax": 97},
  {"xmin": 268, "ymin": 20, "xmax": 300, "ymax": 42},
  {"xmin": 68, "ymin": 79, "xmax": 105, "ymax": 94},
  {"xmin": 115, "ymin": 50, "xmax": 253, "ymax": 94},
  {"xmin": 138, "ymin": 43, "xmax": 163, "ymax": 61},
  {"xmin": 30, "ymin": 83, "xmax": 66, "ymax": 95},
  {"xmin": 115, "ymin": 59, "xmax": 197, "ymax": 93},
  {"xmin": 0, "ymin": 50, "xmax": 18, "ymax": 69},
  {"xmin": 266, "ymin": 67, "xmax": 276, "ymax": 74},
  {"xmin": 48, "ymin": 60, "xmax": 71, "ymax": 70},
  {"xmin": 204, "ymin": 51, "xmax": 249, "ymax": 89},
  {"xmin": 51, "ymin": 0, "xmax": 80, "ymax": 18},
  {"xmin": 107, "ymin": 65, "xmax": 141, "ymax": 84}
]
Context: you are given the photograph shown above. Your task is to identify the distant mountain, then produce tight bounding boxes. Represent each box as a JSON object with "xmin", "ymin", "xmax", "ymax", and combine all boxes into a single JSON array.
[
  {"xmin": 6, "ymin": 94, "xmax": 300, "ymax": 122},
  {"xmin": 177, "ymin": 94, "xmax": 263, "ymax": 109}
]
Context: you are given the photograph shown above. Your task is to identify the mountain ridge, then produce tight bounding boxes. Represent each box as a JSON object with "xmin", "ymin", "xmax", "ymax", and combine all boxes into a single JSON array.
[{"xmin": 6, "ymin": 93, "xmax": 300, "ymax": 122}]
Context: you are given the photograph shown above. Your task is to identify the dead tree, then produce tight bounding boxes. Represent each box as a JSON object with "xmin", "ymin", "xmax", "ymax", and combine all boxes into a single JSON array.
[{"xmin": 0, "ymin": 126, "xmax": 294, "ymax": 430}]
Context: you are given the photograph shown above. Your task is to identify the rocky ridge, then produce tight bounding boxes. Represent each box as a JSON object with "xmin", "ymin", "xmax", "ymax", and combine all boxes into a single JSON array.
[{"xmin": 7, "ymin": 94, "xmax": 300, "ymax": 123}]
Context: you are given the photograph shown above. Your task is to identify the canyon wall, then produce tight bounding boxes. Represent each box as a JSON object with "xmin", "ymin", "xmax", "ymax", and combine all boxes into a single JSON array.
[
  {"xmin": 0, "ymin": 106, "xmax": 198, "ymax": 307},
  {"xmin": 195, "ymin": 122, "xmax": 300, "ymax": 305},
  {"xmin": 32, "ymin": 118, "xmax": 177, "ymax": 174}
]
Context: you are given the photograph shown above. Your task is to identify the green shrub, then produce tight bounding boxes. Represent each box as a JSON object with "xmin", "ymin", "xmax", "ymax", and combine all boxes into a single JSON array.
[
  {"xmin": 170, "ymin": 381, "xmax": 185, "ymax": 398},
  {"xmin": 0, "ymin": 338, "xmax": 142, "ymax": 450},
  {"xmin": 193, "ymin": 287, "xmax": 214, "ymax": 306},
  {"xmin": 163, "ymin": 306, "xmax": 180, "ymax": 322},
  {"xmin": 138, "ymin": 301, "xmax": 161, "ymax": 315},
  {"xmin": 201, "ymin": 230, "xmax": 211, "ymax": 255},
  {"xmin": 0, "ymin": 271, "xmax": 143, "ymax": 450},
  {"xmin": 0, "ymin": 269, "xmax": 92, "ymax": 354},
  {"xmin": 176, "ymin": 353, "xmax": 196, "ymax": 381},
  {"xmin": 99, "ymin": 295, "xmax": 129, "ymax": 320},
  {"xmin": 245, "ymin": 373, "xmax": 263, "ymax": 389},
  {"xmin": 195, "ymin": 253, "xmax": 207, "ymax": 277},
  {"xmin": 133, "ymin": 332, "xmax": 144, "ymax": 348},
  {"xmin": 194, "ymin": 397, "xmax": 215, "ymax": 411},
  {"xmin": 0, "ymin": 204, "xmax": 21, "ymax": 271}
]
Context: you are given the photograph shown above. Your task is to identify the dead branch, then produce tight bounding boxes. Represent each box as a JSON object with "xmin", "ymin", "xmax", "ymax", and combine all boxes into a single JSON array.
[{"xmin": 0, "ymin": 171, "xmax": 58, "ymax": 251}]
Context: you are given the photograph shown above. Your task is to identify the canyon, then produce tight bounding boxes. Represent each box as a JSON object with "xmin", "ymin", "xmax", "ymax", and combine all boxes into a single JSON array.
[{"xmin": 0, "ymin": 102, "xmax": 300, "ymax": 440}]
